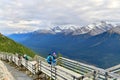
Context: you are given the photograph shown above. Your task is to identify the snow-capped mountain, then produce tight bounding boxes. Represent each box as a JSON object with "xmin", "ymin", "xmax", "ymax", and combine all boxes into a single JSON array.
[
  {"xmin": 51, "ymin": 26, "xmax": 78, "ymax": 35},
  {"xmin": 87, "ymin": 21, "xmax": 117, "ymax": 36},
  {"xmin": 35, "ymin": 21, "xmax": 117, "ymax": 36},
  {"xmin": 9, "ymin": 21, "xmax": 119, "ymax": 36},
  {"xmin": 17, "ymin": 21, "xmax": 117, "ymax": 36},
  {"xmin": 109, "ymin": 25, "xmax": 120, "ymax": 34}
]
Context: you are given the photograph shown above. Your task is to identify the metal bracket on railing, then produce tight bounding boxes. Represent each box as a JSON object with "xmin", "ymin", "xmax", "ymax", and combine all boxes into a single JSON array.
[{"xmin": 79, "ymin": 76, "xmax": 84, "ymax": 80}]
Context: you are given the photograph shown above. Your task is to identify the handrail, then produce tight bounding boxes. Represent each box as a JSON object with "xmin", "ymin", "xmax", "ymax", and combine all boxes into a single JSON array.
[
  {"xmin": 58, "ymin": 57, "xmax": 98, "ymax": 74},
  {"xmin": 58, "ymin": 57, "xmax": 104, "ymax": 70},
  {"xmin": 59, "ymin": 59, "xmax": 93, "ymax": 73},
  {"xmin": 106, "ymin": 64, "xmax": 120, "ymax": 74}
]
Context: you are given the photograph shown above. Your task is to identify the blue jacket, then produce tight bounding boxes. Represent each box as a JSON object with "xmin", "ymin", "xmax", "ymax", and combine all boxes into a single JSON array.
[{"xmin": 46, "ymin": 55, "xmax": 53, "ymax": 63}]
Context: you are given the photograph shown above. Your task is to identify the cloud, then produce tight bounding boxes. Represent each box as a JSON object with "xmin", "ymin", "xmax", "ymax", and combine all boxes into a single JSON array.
[
  {"xmin": 0, "ymin": 20, "xmax": 40, "ymax": 34},
  {"xmin": 0, "ymin": 0, "xmax": 120, "ymax": 34}
]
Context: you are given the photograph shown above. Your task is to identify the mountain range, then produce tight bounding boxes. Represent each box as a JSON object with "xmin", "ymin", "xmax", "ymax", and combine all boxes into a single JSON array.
[{"xmin": 8, "ymin": 21, "xmax": 120, "ymax": 68}]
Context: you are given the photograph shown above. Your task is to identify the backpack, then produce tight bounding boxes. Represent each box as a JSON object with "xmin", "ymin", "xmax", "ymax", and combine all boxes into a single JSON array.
[
  {"xmin": 25, "ymin": 56, "xmax": 28, "ymax": 60},
  {"xmin": 48, "ymin": 56, "xmax": 52, "ymax": 61}
]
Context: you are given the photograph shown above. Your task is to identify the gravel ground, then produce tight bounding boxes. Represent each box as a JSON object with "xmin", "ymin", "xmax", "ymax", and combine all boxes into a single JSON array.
[
  {"xmin": 0, "ymin": 60, "xmax": 15, "ymax": 80},
  {"xmin": 0, "ymin": 60, "xmax": 33, "ymax": 80}
]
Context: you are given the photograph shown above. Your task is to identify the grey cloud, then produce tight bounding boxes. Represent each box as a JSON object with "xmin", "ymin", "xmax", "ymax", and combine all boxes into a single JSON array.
[{"xmin": 0, "ymin": 0, "xmax": 120, "ymax": 34}]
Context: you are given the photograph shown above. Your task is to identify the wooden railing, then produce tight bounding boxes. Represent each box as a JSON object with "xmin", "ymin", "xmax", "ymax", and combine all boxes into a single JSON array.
[
  {"xmin": 106, "ymin": 64, "xmax": 120, "ymax": 75},
  {"xmin": 0, "ymin": 53, "xmax": 82, "ymax": 80},
  {"xmin": 58, "ymin": 57, "xmax": 95, "ymax": 74},
  {"xmin": 0, "ymin": 52, "xmax": 120, "ymax": 80},
  {"xmin": 57, "ymin": 57, "xmax": 120, "ymax": 80}
]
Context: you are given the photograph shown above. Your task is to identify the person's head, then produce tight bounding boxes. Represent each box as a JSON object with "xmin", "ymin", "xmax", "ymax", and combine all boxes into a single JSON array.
[
  {"xmin": 24, "ymin": 54, "xmax": 26, "ymax": 57},
  {"xmin": 53, "ymin": 52, "xmax": 56, "ymax": 56},
  {"xmin": 53, "ymin": 52, "xmax": 56, "ymax": 55}
]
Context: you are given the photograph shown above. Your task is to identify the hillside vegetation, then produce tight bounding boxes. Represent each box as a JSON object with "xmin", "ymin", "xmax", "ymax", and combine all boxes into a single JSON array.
[{"xmin": 0, "ymin": 33, "xmax": 35, "ymax": 57}]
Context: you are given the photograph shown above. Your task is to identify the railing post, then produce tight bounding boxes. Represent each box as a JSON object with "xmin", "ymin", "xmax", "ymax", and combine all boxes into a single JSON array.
[
  {"xmin": 80, "ymin": 76, "xmax": 84, "ymax": 80},
  {"xmin": 25, "ymin": 60, "xmax": 28, "ymax": 71},
  {"xmin": 5, "ymin": 54, "xmax": 7, "ymax": 61},
  {"xmin": 104, "ymin": 72, "xmax": 108, "ymax": 80},
  {"xmin": 18, "ymin": 59, "xmax": 22, "ymax": 67},
  {"xmin": 26, "ymin": 60, "xmax": 28, "ymax": 68},
  {"xmin": 45, "ymin": 74, "xmax": 47, "ymax": 80},
  {"xmin": 32, "ymin": 64, "xmax": 35, "ymax": 75},
  {"xmin": 73, "ymin": 76, "xmax": 75, "ymax": 80},
  {"xmin": 51, "ymin": 65, "xmax": 52, "ymax": 80},
  {"xmin": 93, "ymin": 71, "xmax": 97, "ymax": 80},
  {"xmin": 14, "ymin": 56, "xmax": 16, "ymax": 64},
  {"xmin": 39, "ymin": 60, "xmax": 42, "ymax": 71},
  {"xmin": 55, "ymin": 67, "xmax": 57, "ymax": 80},
  {"xmin": 10, "ymin": 55, "xmax": 12, "ymax": 62}
]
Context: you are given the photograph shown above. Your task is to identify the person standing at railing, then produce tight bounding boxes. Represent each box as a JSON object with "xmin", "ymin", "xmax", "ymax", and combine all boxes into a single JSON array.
[
  {"xmin": 52, "ymin": 52, "xmax": 57, "ymax": 66},
  {"xmin": 46, "ymin": 53, "xmax": 53, "ymax": 65}
]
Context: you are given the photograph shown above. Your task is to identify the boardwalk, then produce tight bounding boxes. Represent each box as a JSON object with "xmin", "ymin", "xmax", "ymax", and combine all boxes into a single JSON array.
[{"xmin": 0, "ymin": 52, "xmax": 120, "ymax": 80}]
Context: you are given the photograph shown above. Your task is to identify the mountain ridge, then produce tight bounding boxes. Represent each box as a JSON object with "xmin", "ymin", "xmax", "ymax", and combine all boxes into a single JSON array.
[
  {"xmin": 33, "ymin": 21, "xmax": 117, "ymax": 36},
  {"xmin": 8, "ymin": 21, "xmax": 120, "ymax": 37}
]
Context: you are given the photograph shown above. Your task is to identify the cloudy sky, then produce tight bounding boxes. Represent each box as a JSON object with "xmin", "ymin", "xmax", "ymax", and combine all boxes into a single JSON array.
[{"xmin": 0, "ymin": 0, "xmax": 120, "ymax": 34}]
